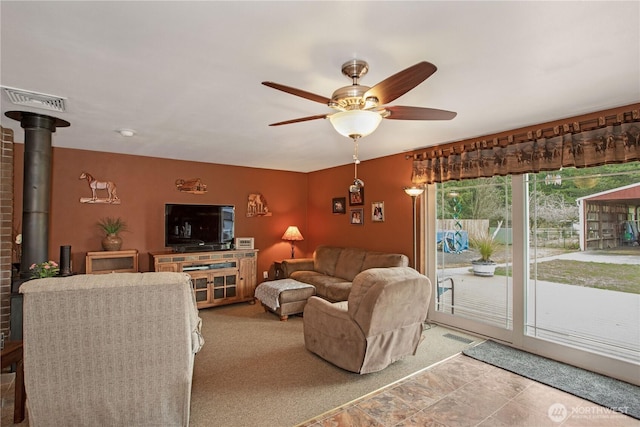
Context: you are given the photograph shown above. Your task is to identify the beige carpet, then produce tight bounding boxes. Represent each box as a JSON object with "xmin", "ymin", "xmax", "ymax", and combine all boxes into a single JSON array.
[{"xmin": 189, "ymin": 302, "xmax": 480, "ymax": 427}]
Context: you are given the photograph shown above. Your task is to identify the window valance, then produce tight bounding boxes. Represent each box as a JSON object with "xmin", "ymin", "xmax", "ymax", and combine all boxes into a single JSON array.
[{"xmin": 410, "ymin": 108, "xmax": 639, "ymax": 185}]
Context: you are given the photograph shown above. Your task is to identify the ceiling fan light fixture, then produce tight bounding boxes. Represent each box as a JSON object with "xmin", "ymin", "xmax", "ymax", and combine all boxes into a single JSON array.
[{"xmin": 329, "ymin": 110, "xmax": 382, "ymax": 139}]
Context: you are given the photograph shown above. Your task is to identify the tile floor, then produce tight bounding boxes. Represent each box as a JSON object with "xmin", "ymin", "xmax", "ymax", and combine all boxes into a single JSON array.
[
  {"xmin": 298, "ymin": 354, "xmax": 639, "ymax": 427},
  {"xmin": 2, "ymin": 354, "xmax": 637, "ymax": 426}
]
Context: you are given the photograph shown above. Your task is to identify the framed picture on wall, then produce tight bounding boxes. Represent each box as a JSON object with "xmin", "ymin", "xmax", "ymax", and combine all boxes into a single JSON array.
[
  {"xmin": 332, "ymin": 197, "xmax": 346, "ymax": 214},
  {"xmin": 350, "ymin": 208, "xmax": 364, "ymax": 225},
  {"xmin": 372, "ymin": 201, "xmax": 384, "ymax": 222},
  {"xmin": 349, "ymin": 187, "xmax": 364, "ymax": 206}
]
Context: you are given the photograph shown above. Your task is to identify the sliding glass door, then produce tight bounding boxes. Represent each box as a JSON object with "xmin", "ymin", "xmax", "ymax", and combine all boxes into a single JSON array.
[
  {"xmin": 526, "ymin": 166, "xmax": 640, "ymax": 364},
  {"xmin": 428, "ymin": 176, "xmax": 513, "ymax": 342},
  {"xmin": 425, "ymin": 163, "xmax": 639, "ymax": 383}
]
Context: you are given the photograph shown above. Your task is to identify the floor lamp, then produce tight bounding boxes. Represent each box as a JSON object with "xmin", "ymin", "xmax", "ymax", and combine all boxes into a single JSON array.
[{"xmin": 404, "ymin": 186, "xmax": 425, "ymax": 269}]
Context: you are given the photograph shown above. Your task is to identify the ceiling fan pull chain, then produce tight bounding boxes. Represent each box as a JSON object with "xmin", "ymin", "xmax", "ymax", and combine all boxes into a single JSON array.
[
  {"xmin": 349, "ymin": 136, "xmax": 365, "ymax": 193},
  {"xmin": 353, "ymin": 137, "xmax": 360, "ymax": 179}
]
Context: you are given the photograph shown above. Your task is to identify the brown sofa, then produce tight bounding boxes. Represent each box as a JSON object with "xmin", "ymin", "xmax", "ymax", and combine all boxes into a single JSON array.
[
  {"xmin": 303, "ymin": 267, "xmax": 432, "ymax": 374},
  {"xmin": 280, "ymin": 245, "xmax": 409, "ymax": 302}
]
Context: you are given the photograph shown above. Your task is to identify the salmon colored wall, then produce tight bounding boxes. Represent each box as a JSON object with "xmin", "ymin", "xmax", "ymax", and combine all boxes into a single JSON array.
[
  {"xmin": 13, "ymin": 145, "xmax": 309, "ymax": 280},
  {"xmin": 13, "ymin": 141, "xmax": 418, "ymax": 278},
  {"xmin": 306, "ymin": 153, "xmax": 416, "ymax": 264}
]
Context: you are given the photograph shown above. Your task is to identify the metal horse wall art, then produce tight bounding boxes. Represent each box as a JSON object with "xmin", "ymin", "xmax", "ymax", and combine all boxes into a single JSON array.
[
  {"xmin": 79, "ymin": 172, "xmax": 121, "ymax": 204},
  {"xmin": 247, "ymin": 193, "xmax": 271, "ymax": 217}
]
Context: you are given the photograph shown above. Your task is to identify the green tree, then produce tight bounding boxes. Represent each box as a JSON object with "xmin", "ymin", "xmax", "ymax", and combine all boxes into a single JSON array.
[
  {"xmin": 533, "ymin": 163, "xmax": 640, "ymax": 205},
  {"xmin": 439, "ymin": 176, "xmax": 510, "ymax": 227}
]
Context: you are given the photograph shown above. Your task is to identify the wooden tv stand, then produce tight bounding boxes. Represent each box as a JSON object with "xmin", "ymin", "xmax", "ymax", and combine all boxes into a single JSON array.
[{"xmin": 149, "ymin": 249, "xmax": 258, "ymax": 309}]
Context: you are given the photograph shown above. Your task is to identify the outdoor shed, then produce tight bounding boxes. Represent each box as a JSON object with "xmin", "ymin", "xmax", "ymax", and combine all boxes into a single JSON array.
[{"xmin": 577, "ymin": 182, "xmax": 640, "ymax": 250}]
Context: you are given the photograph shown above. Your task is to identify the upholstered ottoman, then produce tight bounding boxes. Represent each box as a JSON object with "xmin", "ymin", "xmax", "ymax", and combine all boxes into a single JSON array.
[{"xmin": 254, "ymin": 279, "xmax": 316, "ymax": 321}]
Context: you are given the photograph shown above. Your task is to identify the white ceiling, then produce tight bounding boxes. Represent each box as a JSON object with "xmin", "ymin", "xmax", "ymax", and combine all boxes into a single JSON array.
[{"xmin": 1, "ymin": 1, "xmax": 638, "ymax": 173}]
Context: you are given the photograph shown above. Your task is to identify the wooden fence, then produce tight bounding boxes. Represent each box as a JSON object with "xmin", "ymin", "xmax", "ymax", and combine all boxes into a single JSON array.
[{"xmin": 437, "ymin": 219, "xmax": 489, "ymax": 239}]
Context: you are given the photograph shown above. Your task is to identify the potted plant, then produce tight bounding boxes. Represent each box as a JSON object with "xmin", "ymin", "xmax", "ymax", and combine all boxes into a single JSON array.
[
  {"xmin": 30, "ymin": 260, "xmax": 60, "ymax": 278},
  {"xmin": 470, "ymin": 232, "xmax": 499, "ymax": 277},
  {"xmin": 97, "ymin": 217, "xmax": 128, "ymax": 251}
]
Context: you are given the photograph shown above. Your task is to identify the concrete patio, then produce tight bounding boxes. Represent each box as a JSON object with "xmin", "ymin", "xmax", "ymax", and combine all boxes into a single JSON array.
[{"xmin": 436, "ymin": 250, "xmax": 640, "ymax": 363}]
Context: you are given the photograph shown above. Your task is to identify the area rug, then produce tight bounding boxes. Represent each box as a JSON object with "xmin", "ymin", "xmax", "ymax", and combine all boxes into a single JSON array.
[
  {"xmin": 189, "ymin": 303, "xmax": 480, "ymax": 426},
  {"xmin": 463, "ymin": 340, "xmax": 640, "ymax": 419}
]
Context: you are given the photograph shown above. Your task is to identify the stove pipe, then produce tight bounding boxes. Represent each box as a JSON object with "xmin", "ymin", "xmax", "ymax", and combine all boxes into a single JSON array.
[{"xmin": 5, "ymin": 111, "xmax": 70, "ymax": 280}]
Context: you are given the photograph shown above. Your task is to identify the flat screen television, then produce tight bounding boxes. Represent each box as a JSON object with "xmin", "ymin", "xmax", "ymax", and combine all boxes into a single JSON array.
[{"xmin": 165, "ymin": 204, "xmax": 235, "ymax": 252}]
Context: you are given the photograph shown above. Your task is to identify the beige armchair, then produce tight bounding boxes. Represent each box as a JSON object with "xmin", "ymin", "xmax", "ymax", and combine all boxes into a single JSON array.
[
  {"xmin": 20, "ymin": 272, "xmax": 203, "ymax": 427},
  {"xmin": 303, "ymin": 267, "xmax": 431, "ymax": 374}
]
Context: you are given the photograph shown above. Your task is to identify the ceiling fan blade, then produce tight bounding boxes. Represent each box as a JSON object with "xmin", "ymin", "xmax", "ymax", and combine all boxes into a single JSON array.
[
  {"xmin": 365, "ymin": 62, "xmax": 437, "ymax": 105},
  {"xmin": 268, "ymin": 114, "xmax": 328, "ymax": 126},
  {"xmin": 384, "ymin": 106, "xmax": 457, "ymax": 120},
  {"xmin": 262, "ymin": 82, "xmax": 330, "ymax": 105}
]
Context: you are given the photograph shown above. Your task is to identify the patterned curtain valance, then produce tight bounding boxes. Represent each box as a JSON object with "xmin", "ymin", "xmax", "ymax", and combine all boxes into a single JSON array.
[{"xmin": 410, "ymin": 109, "xmax": 639, "ymax": 185}]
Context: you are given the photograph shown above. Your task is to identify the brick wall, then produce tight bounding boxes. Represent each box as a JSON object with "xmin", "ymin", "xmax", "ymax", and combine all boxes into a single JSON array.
[{"xmin": 0, "ymin": 125, "xmax": 14, "ymax": 338}]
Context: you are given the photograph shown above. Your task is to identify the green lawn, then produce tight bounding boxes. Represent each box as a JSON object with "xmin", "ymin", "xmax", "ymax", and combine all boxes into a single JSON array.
[{"xmin": 495, "ymin": 260, "xmax": 640, "ymax": 294}]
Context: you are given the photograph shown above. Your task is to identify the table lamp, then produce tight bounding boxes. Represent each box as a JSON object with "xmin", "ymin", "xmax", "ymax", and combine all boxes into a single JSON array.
[{"xmin": 282, "ymin": 226, "xmax": 304, "ymax": 258}]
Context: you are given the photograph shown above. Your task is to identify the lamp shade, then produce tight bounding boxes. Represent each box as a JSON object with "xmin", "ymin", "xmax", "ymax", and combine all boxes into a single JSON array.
[
  {"xmin": 282, "ymin": 226, "xmax": 304, "ymax": 241},
  {"xmin": 329, "ymin": 110, "xmax": 383, "ymax": 139},
  {"xmin": 404, "ymin": 186, "xmax": 425, "ymax": 197}
]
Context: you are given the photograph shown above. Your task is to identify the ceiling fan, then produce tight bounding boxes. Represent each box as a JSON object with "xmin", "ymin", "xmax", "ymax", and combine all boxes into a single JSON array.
[{"xmin": 262, "ymin": 59, "xmax": 457, "ymax": 140}]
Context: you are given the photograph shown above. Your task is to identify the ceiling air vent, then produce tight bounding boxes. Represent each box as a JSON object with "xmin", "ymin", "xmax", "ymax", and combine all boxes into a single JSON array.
[{"xmin": 2, "ymin": 86, "xmax": 66, "ymax": 112}]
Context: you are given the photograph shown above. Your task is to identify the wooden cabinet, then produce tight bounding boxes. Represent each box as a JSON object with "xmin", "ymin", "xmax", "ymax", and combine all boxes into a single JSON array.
[
  {"xmin": 150, "ymin": 249, "xmax": 258, "ymax": 309},
  {"xmin": 86, "ymin": 250, "xmax": 138, "ymax": 274},
  {"xmin": 238, "ymin": 255, "xmax": 257, "ymax": 300},
  {"xmin": 155, "ymin": 262, "xmax": 179, "ymax": 273},
  {"xmin": 188, "ymin": 268, "xmax": 239, "ymax": 305}
]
